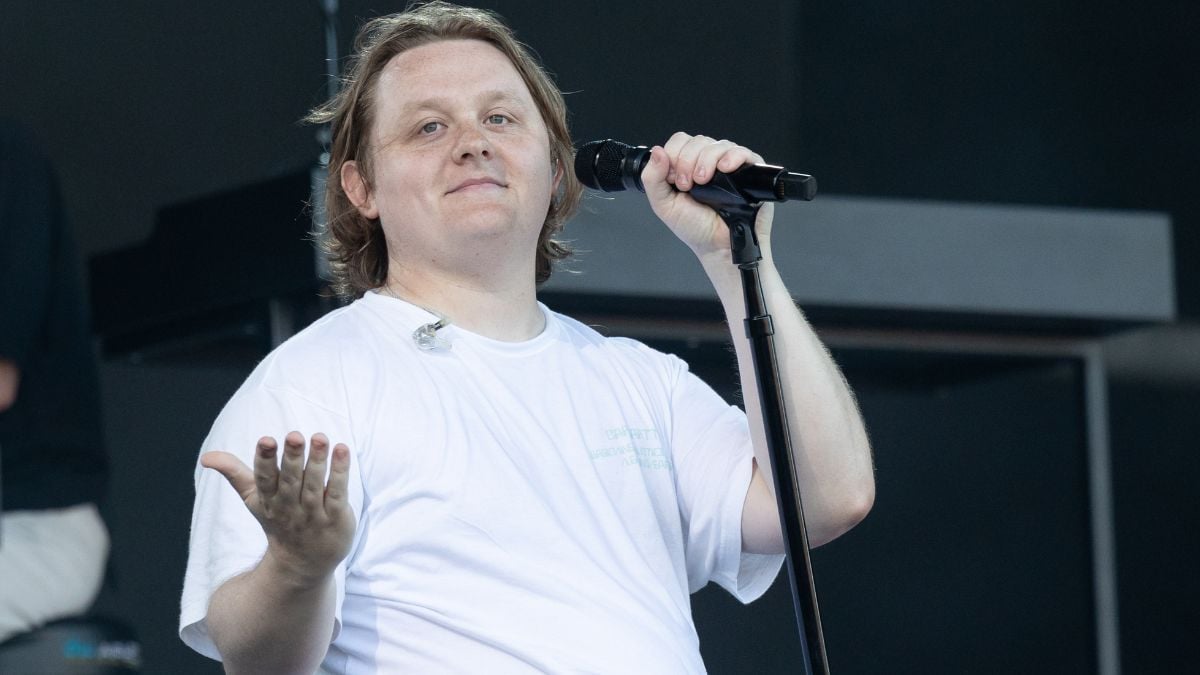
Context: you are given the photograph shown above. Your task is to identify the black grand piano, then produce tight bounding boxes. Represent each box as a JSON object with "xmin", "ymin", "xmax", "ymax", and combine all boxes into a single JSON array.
[{"xmin": 90, "ymin": 169, "xmax": 327, "ymax": 357}]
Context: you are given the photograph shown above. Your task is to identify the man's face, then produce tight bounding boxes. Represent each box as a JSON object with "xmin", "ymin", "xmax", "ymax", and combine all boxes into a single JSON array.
[{"xmin": 351, "ymin": 39, "xmax": 559, "ymax": 275}]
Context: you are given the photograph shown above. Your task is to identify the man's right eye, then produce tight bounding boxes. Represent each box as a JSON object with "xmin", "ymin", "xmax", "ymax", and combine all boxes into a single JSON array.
[{"xmin": 420, "ymin": 121, "xmax": 442, "ymax": 134}]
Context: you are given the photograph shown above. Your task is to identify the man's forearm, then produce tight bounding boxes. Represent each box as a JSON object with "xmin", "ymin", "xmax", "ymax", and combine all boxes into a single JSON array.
[
  {"xmin": 701, "ymin": 250, "xmax": 875, "ymax": 546},
  {"xmin": 206, "ymin": 549, "xmax": 338, "ymax": 674}
]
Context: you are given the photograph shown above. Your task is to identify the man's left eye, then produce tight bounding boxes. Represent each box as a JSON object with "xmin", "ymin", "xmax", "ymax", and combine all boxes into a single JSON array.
[{"xmin": 487, "ymin": 114, "xmax": 509, "ymax": 124}]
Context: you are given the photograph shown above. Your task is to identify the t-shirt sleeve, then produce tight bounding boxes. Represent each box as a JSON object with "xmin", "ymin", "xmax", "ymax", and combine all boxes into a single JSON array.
[
  {"xmin": 668, "ymin": 361, "xmax": 784, "ymax": 604},
  {"xmin": 178, "ymin": 368, "xmax": 364, "ymax": 661}
]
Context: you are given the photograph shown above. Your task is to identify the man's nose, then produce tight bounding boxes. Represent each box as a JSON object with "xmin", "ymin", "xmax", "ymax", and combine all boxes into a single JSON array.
[{"xmin": 454, "ymin": 124, "xmax": 491, "ymax": 161}]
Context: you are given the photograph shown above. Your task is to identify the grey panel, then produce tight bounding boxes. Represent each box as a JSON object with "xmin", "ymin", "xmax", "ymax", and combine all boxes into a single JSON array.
[{"xmin": 548, "ymin": 193, "xmax": 1175, "ymax": 323}]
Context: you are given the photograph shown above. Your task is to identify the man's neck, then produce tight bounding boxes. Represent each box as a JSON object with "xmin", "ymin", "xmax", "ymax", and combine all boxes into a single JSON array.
[{"xmin": 381, "ymin": 264, "xmax": 543, "ymax": 342}]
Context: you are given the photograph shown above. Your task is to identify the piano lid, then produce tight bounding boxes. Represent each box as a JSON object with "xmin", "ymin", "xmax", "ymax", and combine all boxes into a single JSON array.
[{"xmin": 89, "ymin": 168, "xmax": 321, "ymax": 350}]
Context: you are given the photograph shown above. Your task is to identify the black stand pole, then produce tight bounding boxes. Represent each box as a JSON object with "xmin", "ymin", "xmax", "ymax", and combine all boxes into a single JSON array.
[
  {"xmin": 312, "ymin": 0, "xmax": 340, "ymax": 285},
  {"xmin": 689, "ymin": 182, "xmax": 830, "ymax": 675}
]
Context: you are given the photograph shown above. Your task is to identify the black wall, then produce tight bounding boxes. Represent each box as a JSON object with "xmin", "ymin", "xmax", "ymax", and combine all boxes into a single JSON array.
[
  {"xmin": 797, "ymin": 0, "xmax": 1200, "ymax": 317},
  {"xmin": 794, "ymin": 3, "xmax": 1200, "ymax": 672},
  {"xmin": 683, "ymin": 344, "xmax": 1101, "ymax": 673}
]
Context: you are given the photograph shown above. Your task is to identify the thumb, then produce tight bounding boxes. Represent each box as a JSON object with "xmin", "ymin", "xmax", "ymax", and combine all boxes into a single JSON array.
[
  {"xmin": 201, "ymin": 450, "xmax": 256, "ymax": 500},
  {"xmin": 639, "ymin": 146, "xmax": 675, "ymax": 205}
]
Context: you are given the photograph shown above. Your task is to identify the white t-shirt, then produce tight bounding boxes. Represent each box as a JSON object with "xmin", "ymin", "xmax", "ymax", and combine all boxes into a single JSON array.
[{"xmin": 180, "ymin": 291, "xmax": 783, "ymax": 674}]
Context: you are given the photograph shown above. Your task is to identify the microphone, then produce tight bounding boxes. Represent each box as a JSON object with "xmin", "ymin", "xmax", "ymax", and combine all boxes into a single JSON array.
[
  {"xmin": 573, "ymin": 139, "xmax": 817, "ymax": 203},
  {"xmin": 412, "ymin": 318, "xmax": 451, "ymax": 351}
]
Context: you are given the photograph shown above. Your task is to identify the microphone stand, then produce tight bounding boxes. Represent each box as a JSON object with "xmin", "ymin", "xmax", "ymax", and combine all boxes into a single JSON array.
[
  {"xmin": 312, "ymin": 0, "xmax": 340, "ymax": 284},
  {"xmin": 688, "ymin": 178, "xmax": 830, "ymax": 675}
]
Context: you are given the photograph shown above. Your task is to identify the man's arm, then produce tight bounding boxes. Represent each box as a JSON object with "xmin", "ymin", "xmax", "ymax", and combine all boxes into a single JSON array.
[
  {"xmin": 200, "ymin": 432, "xmax": 355, "ymax": 674},
  {"xmin": 703, "ymin": 252, "xmax": 874, "ymax": 551},
  {"xmin": 206, "ymin": 552, "xmax": 338, "ymax": 675},
  {"xmin": 641, "ymin": 134, "xmax": 876, "ymax": 553}
]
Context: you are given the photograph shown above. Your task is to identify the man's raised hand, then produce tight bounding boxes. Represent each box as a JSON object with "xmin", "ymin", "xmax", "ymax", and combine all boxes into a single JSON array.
[
  {"xmin": 201, "ymin": 432, "xmax": 355, "ymax": 584},
  {"xmin": 639, "ymin": 132, "xmax": 774, "ymax": 261}
]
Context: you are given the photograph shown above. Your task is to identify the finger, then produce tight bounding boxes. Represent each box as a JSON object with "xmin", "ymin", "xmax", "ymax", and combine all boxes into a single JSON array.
[
  {"xmin": 662, "ymin": 130, "xmax": 692, "ymax": 156},
  {"xmin": 755, "ymin": 202, "xmax": 776, "ymax": 236},
  {"xmin": 672, "ymin": 135, "xmax": 713, "ymax": 191},
  {"xmin": 661, "ymin": 131, "xmax": 692, "ymax": 185},
  {"xmin": 201, "ymin": 451, "xmax": 257, "ymax": 501},
  {"xmin": 324, "ymin": 443, "xmax": 352, "ymax": 511},
  {"xmin": 697, "ymin": 139, "xmax": 751, "ymax": 185},
  {"xmin": 640, "ymin": 146, "xmax": 674, "ymax": 204},
  {"xmin": 714, "ymin": 145, "xmax": 765, "ymax": 175},
  {"xmin": 276, "ymin": 430, "xmax": 307, "ymax": 504},
  {"xmin": 253, "ymin": 437, "xmax": 280, "ymax": 498},
  {"xmin": 301, "ymin": 433, "xmax": 330, "ymax": 511}
]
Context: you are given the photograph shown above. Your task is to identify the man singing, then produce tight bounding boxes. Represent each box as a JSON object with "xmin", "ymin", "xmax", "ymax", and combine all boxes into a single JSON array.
[{"xmin": 180, "ymin": 2, "xmax": 874, "ymax": 672}]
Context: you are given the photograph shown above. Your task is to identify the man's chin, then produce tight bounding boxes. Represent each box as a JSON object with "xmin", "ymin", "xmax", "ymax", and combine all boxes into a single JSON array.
[{"xmin": 446, "ymin": 204, "xmax": 541, "ymax": 233}]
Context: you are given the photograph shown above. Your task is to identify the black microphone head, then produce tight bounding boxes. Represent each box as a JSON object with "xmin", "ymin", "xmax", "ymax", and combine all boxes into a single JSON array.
[
  {"xmin": 573, "ymin": 139, "xmax": 606, "ymax": 190},
  {"xmin": 574, "ymin": 139, "xmax": 648, "ymax": 193}
]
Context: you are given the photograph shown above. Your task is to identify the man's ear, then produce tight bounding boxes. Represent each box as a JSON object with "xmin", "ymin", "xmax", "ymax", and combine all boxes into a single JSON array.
[{"xmin": 340, "ymin": 160, "xmax": 379, "ymax": 219}]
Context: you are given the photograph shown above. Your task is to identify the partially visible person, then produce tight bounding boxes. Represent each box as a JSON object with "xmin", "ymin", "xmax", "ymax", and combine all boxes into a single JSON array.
[{"xmin": 0, "ymin": 120, "xmax": 110, "ymax": 643}]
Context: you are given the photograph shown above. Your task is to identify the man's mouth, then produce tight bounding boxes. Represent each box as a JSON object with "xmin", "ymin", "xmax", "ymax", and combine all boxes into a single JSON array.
[{"xmin": 448, "ymin": 177, "xmax": 506, "ymax": 193}]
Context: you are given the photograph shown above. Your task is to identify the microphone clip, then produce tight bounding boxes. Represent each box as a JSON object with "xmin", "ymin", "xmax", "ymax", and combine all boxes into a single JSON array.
[
  {"xmin": 684, "ymin": 176, "xmax": 765, "ymax": 266},
  {"xmin": 412, "ymin": 318, "xmax": 452, "ymax": 351}
]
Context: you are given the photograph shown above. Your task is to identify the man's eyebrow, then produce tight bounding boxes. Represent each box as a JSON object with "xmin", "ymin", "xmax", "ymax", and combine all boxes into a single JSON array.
[{"xmin": 398, "ymin": 88, "xmax": 530, "ymax": 115}]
